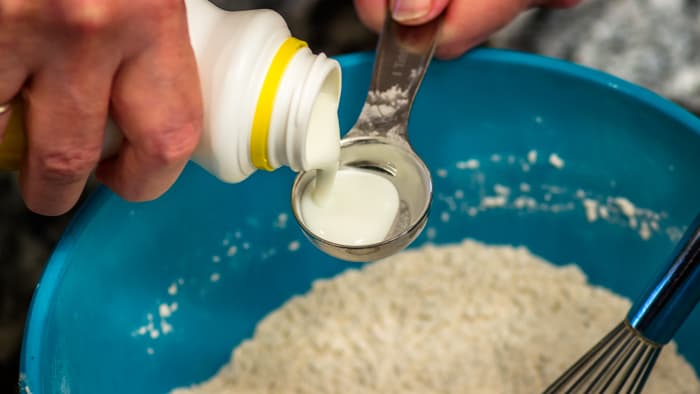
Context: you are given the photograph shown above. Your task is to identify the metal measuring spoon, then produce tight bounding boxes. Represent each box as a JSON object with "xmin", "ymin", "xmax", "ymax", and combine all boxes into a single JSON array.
[{"xmin": 291, "ymin": 11, "xmax": 442, "ymax": 262}]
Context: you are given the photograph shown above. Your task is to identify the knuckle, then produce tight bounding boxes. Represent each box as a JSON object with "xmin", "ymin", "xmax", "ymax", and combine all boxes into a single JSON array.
[
  {"xmin": 54, "ymin": 0, "xmax": 114, "ymax": 32},
  {"xmin": 129, "ymin": 0, "xmax": 184, "ymax": 24},
  {"xmin": 35, "ymin": 146, "xmax": 100, "ymax": 183},
  {"xmin": 0, "ymin": 0, "xmax": 33, "ymax": 22},
  {"xmin": 141, "ymin": 122, "xmax": 200, "ymax": 166},
  {"xmin": 144, "ymin": 0, "xmax": 185, "ymax": 18}
]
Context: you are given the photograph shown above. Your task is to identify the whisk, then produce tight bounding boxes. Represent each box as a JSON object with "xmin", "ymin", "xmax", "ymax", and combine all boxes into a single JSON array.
[{"xmin": 543, "ymin": 213, "xmax": 700, "ymax": 393}]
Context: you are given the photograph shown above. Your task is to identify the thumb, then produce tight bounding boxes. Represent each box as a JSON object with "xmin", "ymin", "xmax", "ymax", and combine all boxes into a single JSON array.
[
  {"xmin": 391, "ymin": 0, "xmax": 450, "ymax": 25},
  {"xmin": 354, "ymin": 0, "xmax": 449, "ymax": 32}
]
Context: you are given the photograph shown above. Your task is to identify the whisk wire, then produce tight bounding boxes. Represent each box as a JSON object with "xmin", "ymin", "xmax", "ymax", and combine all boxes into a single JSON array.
[
  {"xmin": 543, "ymin": 322, "xmax": 625, "ymax": 392},
  {"xmin": 627, "ymin": 346, "xmax": 661, "ymax": 393},
  {"xmin": 617, "ymin": 338, "xmax": 647, "ymax": 386},
  {"xmin": 542, "ymin": 321, "xmax": 661, "ymax": 394},
  {"xmin": 592, "ymin": 334, "xmax": 638, "ymax": 392}
]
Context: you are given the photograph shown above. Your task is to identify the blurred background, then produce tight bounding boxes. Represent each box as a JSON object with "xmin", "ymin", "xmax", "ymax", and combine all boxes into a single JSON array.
[{"xmin": 1, "ymin": 0, "xmax": 699, "ymax": 392}]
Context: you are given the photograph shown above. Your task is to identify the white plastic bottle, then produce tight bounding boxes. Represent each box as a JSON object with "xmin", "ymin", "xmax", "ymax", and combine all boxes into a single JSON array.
[{"xmin": 0, "ymin": 0, "xmax": 342, "ymax": 184}]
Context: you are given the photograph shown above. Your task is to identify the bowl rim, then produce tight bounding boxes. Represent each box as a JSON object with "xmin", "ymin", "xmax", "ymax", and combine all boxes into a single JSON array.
[{"xmin": 19, "ymin": 47, "xmax": 700, "ymax": 393}]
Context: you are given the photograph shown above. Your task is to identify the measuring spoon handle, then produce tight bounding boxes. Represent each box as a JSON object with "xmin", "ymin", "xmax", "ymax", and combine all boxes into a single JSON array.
[{"xmin": 346, "ymin": 10, "xmax": 442, "ymax": 142}]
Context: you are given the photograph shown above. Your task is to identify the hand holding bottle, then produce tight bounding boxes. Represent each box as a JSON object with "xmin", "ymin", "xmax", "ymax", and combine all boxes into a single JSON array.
[{"xmin": 0, "ymin": 0, "xmax": 202, "ymax": 216}]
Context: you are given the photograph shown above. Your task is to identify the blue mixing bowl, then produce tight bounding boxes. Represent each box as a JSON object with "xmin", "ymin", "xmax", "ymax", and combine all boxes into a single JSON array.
[{"xmin": 20, "ymin": 49, "xmax": 700, "ymax": 393}]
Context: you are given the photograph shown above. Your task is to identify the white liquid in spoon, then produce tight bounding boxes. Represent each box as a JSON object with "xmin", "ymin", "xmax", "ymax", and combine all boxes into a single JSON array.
[
  {"xmin": 301, "ymin": 168, "xmax": 400, "ymax": 246},
  {"xmin": 300, "ymin": 87, "xmax": 400, "ymax": 246}
]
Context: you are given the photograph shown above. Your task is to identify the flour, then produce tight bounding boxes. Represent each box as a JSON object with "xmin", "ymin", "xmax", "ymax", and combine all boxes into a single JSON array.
[
  {"xmin": 354, "ymin": 85, "xmax": 410, "ymax": 144},
  {"xmin": 435, "ymin": 150, "xmax": 681, "ymax": 242},
  {"xmin": 18, "ymin": 373, "xmax": 31, "ymax": 394},
  {"xmin": 548, "ymin": 153, "xmax": 565, "ymax": 169},
  {"xmin": 171, "ymin": 240, "xmax": 699, "ymax": 394},
  {"xmin": 527, "ymin": 149, "xmax": 538, "ymax": 164},
  {"xmin": 456, "ymin": 159, "xmax": 480, "ymax": 169}
]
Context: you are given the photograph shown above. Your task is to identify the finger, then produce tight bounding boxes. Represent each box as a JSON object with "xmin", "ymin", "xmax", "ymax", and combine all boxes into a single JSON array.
[
  {"xmin": 434, "ymin": 0, "xmax": 530, "ymax": 59},
  {"xmin": 391, "ymin": 0, "xmax": 450, "ymax": 25},
  {"xmin": 19, "ymin": 53, "xmax": 114, "ymax": 216},
  {"xmin": 354, "ymin": 0, "xmax": 449, "ymax": 31},
  {"xmin": 0, "ymin": 54, "xmax": 28, "ymax": 140},
  {"xmin": 96, "ymin": 17, "xmax": 202, "ymax": 202}
]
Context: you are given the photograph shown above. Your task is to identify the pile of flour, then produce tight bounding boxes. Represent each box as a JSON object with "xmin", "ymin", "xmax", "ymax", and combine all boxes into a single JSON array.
[{"xmin": 172, "ymin": 240, "xmax": 700, "ymax": 393}]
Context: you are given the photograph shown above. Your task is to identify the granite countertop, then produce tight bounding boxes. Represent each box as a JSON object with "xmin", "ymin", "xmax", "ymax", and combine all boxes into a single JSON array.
[{"xmin": 1, "ymin": 0, "xmax": 698, "ymax": 392}]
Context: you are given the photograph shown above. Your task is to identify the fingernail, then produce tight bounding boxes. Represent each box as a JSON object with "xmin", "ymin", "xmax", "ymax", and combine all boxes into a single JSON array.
[{"xmin": 392, "ymin": 0, "xmax": 432, "ymax": 22}]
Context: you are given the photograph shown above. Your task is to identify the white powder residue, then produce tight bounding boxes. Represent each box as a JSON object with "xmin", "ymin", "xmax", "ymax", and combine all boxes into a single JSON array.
[
  {"xmin": 134, "ymin": 286, "xmax": 181, "ymax": 340},
  {"xmin": 434, "ymin": 151, "xmax": 673, "ymax": 242},
  {"xmin": 210, "ymin": 273, "xmax": 221, "ymax": 283},
  {"xmin": 211, "ymin": 255, "xmax": 221, "ymax": 264},
  {"xmin": 513, "ymin": 196, "xmax": 537, "ymax": 209},
  {"xmin": 614, "ymin": 197, "xmax": 638, "ymax": 228},
  {"xmin": 440, "ymin": 212, "xmax": 450, "ymax": 223},
  {"xmin": 171, "ymin": 240, "xmax": 699, "ymax": 394},
  {"xmin": 242, "ymin": 242, "xmax": 251, "ymax": 250},
  {"xmin": 481, "ymin": 195, "xmax": 508, "ymax": 208},
  {"xmin": 436, "ymin": 168, "xmax": 448, "ymax": 178},
  {"xmin": 456, "ymin": 159, "xmax": 480, "ymax": 170},
  {"xmin": 527, "ymin": 150, "xmax": 538, "ymax": 164},
  {"xmin": 161, "ymin": 321, "xmax": 173, "ymax": 335},
  {"xmin": 355, "ymin": 85, "xmax": 409, "ymax": 143},
  {"xmin": 667, "ymin": 227, "xmax": 685, "ymax": 243},
  {"xmin": 615, "ymin": 197, "xmax": 637, "ymax": 217},
  {"xmin": 549, "ymin": 153, "xmax": 565, "ymax": 169},
  {"xmin": 19, "ymin": 373, "xmax": 32, "ymax": 394},
  {"xmin": 288, "ymin": 241, "xmax": 300, "ymax": 252},
  {"xmin": 274, "ymin": 213, "xmax": 288, "ymax": 229},
  {"xmin": 640, "ymin": 221, "xmax": 652, "ymax": 241},
  {"xmin": 582, "ymin": 199, "xmax": 599, "ymax": 223},
  {"xmin": 438, "ymin": 195, "xmax": 457, "ymax": 212},
  {"xmin": 159, "ymin": 304, "xmax": 172, "ymax": 319},
  {"xmin": 494, "ymin": 184, "xmax": 511, "ymax": 196},
  {"xmin": 226, "ymin": 246, "xmax": 238, "ymax": 257},
  {"xmin": 543, "ymin": 185, "xmax": 566, "ymax": 195},
  {"xmin": 147, "ymin": 348, "xmax": 155, "ymax": 356}
]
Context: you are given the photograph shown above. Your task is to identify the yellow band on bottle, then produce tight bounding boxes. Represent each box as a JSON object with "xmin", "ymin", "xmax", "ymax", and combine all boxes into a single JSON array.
[
  {"xmin": 0, "ymin": 99, "xmax": 26, "ymax": 170},
  {"xmin": 250, "ymin": 37, "xmax": 308, "ymax": 171}
]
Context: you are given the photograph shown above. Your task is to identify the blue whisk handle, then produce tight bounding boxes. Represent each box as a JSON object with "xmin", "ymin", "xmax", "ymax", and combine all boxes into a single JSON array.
[{"xmin": 627, "ymin": 213, "xmax": 700, "ymax": 344}]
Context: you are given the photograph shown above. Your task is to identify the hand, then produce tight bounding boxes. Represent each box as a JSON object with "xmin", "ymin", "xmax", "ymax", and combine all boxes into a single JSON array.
[
  {"xmin": 0, "ymin": 0, "xmax": 202, "ymax": 216},
  {"xmin": 354, "ymin": 0, "xmax": 581, "ymax": 59}
]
